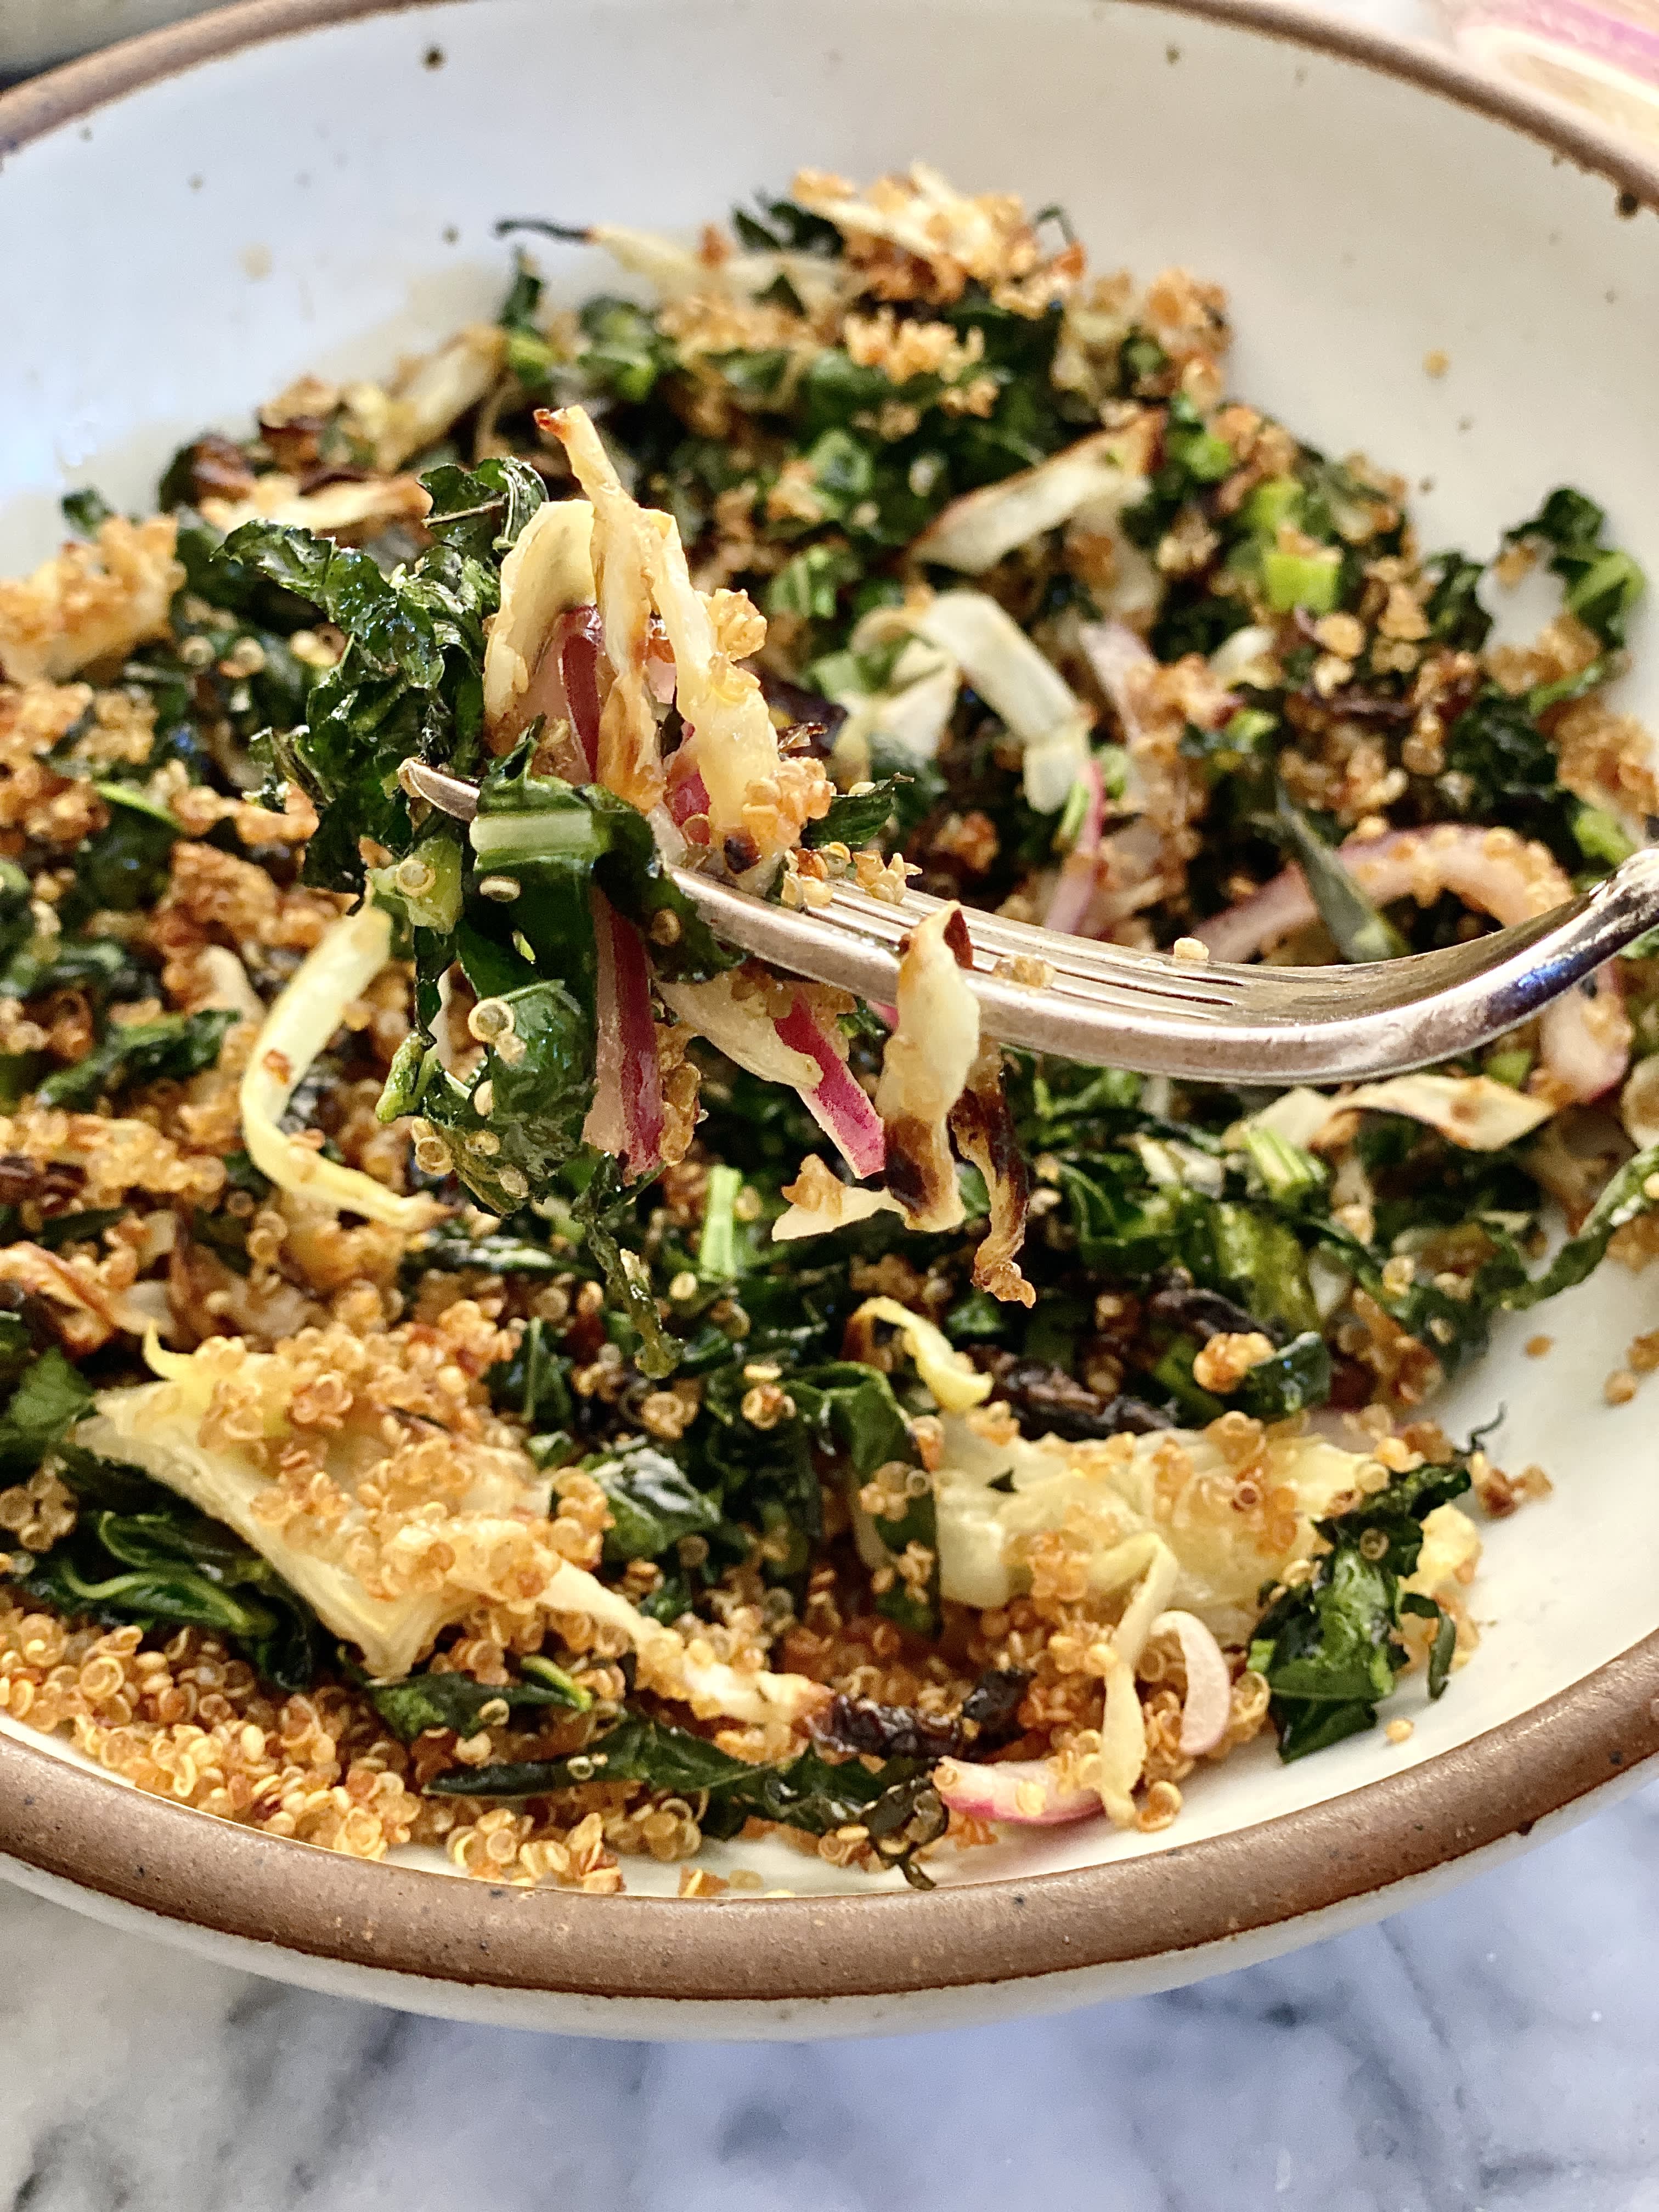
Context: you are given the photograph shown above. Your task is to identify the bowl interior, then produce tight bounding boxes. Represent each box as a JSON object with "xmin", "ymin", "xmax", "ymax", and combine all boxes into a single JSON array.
[{"xmin": 1, "ymin": 0, "xmax": 1658, "ymax": 1906}]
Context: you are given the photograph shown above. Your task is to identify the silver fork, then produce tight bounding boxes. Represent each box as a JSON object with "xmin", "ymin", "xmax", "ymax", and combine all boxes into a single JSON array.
[{"xmin": 403, "ymin": 762, "xmax": 1659, "ymax": 1085}]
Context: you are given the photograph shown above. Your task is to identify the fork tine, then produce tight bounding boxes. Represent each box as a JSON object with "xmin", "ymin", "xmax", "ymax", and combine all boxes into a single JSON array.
[
  {"xmin": 672, "ymin": 852, "xmax": 1659, "ymax": 1083},
  {"xmin": 400, "ymin": 756, "xmax": 1659, "ymax": 1084}
]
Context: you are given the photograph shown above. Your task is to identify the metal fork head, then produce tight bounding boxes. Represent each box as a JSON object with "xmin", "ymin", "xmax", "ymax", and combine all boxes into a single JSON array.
[{"xmin": 399, "ymin": 759, "xmax": 1659, "ymax": 1087}]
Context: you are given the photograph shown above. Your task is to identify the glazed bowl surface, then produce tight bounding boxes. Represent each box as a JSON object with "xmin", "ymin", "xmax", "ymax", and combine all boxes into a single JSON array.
[{"xmin": 2, "ymin": 0, "xmax": 1658, "ymax": 2039}]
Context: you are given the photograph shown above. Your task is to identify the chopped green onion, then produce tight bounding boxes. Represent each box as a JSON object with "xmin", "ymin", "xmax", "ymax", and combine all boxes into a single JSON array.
[
  {"xmin": 1262, "ymin": 548, "xmax": 1341, "ymax": 614},
  {"xmin": 1482, "ymin": 1046, "xmax": 1534, "ymax": 1090},
  {"xmin": 1572, "ymin": 803, "xmax": 1635, "ymax": 867},
  {"xmin": 697, "ymin": 1164, "xmax": 743, "ymax": 1282},
  {"xmin": 1242, "ymin": 476, "xmax": 1303, "ymax": 538},
  {"xmin": 1243, "ymin": 1124, "xmax": 1327, "ymax": 1205}
]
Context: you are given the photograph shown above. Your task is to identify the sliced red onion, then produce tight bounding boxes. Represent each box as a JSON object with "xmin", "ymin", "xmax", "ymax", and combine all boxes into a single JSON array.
[
  {"xmin": 933, "ymin": 1756, "xmax": 1101, "ymax": 1827},
  {"xmin": 1077, "ymin": 617, "xmax": 1154, "ymax": 743},
  {"xmin": 1043, "ymin": 755, "xmax": 1106, "ymax": 937},
  {"xmin": 582, "ymin": 889, "xmax": 664, "ymax": 1176},
  {"xmin": 1194, "ymin": 825, "xmax": 1631, "ymax": 1103},
  {"xmin": 665, "ymin": 754, "xmax": 711, "ymax": 830},
  {"xmin": 1195, "ymin": 868, "xmax": 1310, "ymax": 963},
  {"xmin": 518, "ymin": 607, "xmax": 605, "ymax": 780},
  {"xmin": 1149, "ymin": 1609, "xmax": 1232, "ymax": 1758},
  {"xmin": 773, "ymin": 994, "xmax": 887, "ymax": 1178},
  {"xmin": 557, "ymin": 608, "xmax": 605, "ymax": 777}
]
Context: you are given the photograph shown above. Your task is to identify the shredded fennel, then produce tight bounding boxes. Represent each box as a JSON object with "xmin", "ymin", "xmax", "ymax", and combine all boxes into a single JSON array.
[{"xmin": 239, "ymin": 902, "xmax": 437, "ymax": 1231}]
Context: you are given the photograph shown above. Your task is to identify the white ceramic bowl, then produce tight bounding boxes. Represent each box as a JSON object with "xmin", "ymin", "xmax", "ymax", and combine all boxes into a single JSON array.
[{"xmin": 2, "ymin": 0, "xmax": 1659, "ymax": 2040}]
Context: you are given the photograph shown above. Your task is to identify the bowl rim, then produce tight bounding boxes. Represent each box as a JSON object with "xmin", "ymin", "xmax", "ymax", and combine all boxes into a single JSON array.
[{"xmin": 3, "ymin": 0, "xmax": 1659, "ymax": 2008}]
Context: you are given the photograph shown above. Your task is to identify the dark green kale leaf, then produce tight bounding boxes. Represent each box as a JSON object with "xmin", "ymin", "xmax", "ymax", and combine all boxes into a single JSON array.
[
  {"xmin": 1272, "ymin": 786, "xmax": 1407, "ymax": 962},
  {"xmin": 223, "ymin": 523, "xmax": 444, "ymax": 685},
  {"xmin": 426, "ymin": 1713, "xmax": 757, "ymax": 1799},
  {"xmin": 1437, "ymin": 689, "xmax": 1586, "ymax": 866},
  {"xmin": 577, "ymin": 298, "xmax": 679, "ymax": 404},
  {"xmin": 414, "ymin": 1217, "xmax": 571, "ymax": 1282},
  {"xmin": 573, "ymin": 1159, "xmax": 679, "ymax": 1381},
  {"xmin": 420, "ymin": 455, "xmax": 548, "ymax": 565},
  {"xmin": 766, "ymin": 541, "xmax": 862, "ymax": 625},
  {"xmin": 730, "ymin": 194, "xmax": 843, "ymax": 255},
  {"xmin": 1059, "ymin": 1155, "xmax": 1319, "ymax": 1335},
  {"xmin": 420, "ymin": 978, "xmax": 596, "ymax": 1216},
  {"xmin": 1421, "ymin": 550, "xmax": 1492, "ymax": 650},
  {"xmin": 1123, "ymin": 394, "xmax": 1235, "ymax": 551},
  {"xmin": 0, "ymin": 860, "xmax": 36, "ymax": 977},
  {"xmin": 486, "ymin": 1315, "xmax": 575, "ymax": 1428},
  {"xmin": 225, "ymin": 504, "xmax": 492, "ymax": 892},
  {"xmin": 1147, "ymin": 1325, "xmax": 1331, "ymax": 1425},
  {"xmin": 867, "ymin": 738, "xmax": 947, "ymax": 843},
  {"xmin": 368, "ymin": 1654, "xmax": 590, "ymax": 1742},
  {"xmin": 60, "ymin": 786, "xmax": 179, "ymax": 927},
  {"xmin": 32, "ymin": 1208, "xmax": 128, "ymax": 1252},
  {"xmin": 426, "ymin": 1715, "xmax": 946, "ymax": 1884},
  {"xmin": 804, "ymin": 775, "xmax": 914, "ymax": 852},
  {"xmin": 20, "ymin": 1443, "xmax": 325, "ymax": 1690},
  {"xmin": 0, "ymin": 932, "xmax": 147, "ymax": 1008},
  {"xmin": 590, "ymin": 1440, "xmax": 723, "ymax": 1561},
  {"xmin": 61, "ymin": 487, "xmax": 116, "ymax": 537},
  {"xmin": 800, "ymin": 1359, "xmax": 938, "ymax": 1636},
  {"xmin": 0, "ymin": 1348, "xmax": 95, "ymax": 1476},
  {"xmin": 498, "ymin": 247, "xmax": 544, "ymax": 335},
  {"xmin": 692, "ymin": 1353, "xmax": 936, "ymax": 1633},
  {"xmin": 1503, "ymin": 1138, "xmax": 1659, "ymax": 1308},
  {"xmin": 1009, "ymin": 1059, "xmax": 1146, "ymax": 1153},
  {"xmin": 1248, "ymin": 1457, "xmax": 1471, "ymax": 1760},
  {"xmin": 37, "ymin": 1008, "xmax": 238, "ymax": 1110},
  {"xmin": 690, "ymin": 1358, "xmax": 820, "ymax": 1572},
  {"xmin": 1505, "ymin": 487, "xmax": 1646, "ymax": 650}
]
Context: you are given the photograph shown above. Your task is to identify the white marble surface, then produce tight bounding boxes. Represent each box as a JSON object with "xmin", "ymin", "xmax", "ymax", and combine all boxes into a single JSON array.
[
  {"xmin": 2, "ymin": 1787, "xmax": 1658, "ymax": 2210},
  {"xmin": 5, "ymin": 0, "xmax": 1655, "ymax": 2203}
]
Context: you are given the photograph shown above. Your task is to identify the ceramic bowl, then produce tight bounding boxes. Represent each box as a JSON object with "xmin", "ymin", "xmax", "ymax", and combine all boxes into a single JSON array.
[{"xmin": 2, "ymin": 0, "xmax": 1659, "ymax": 2041}]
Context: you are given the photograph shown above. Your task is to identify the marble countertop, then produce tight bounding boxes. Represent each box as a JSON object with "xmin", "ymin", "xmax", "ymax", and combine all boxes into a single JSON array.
[
  {"xmin": 3, "ymin": 1791, "xmax": 1657, "ymax": 2210},
  {"xmin": 3, "ymin": 2, "xmax": 1654, "ymax": 2207}
]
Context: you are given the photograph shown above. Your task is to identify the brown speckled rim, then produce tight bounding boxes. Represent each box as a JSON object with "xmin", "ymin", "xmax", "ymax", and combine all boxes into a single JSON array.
[
  {"xmin": 1, "ymin": 0, "xmax": 1658, "ymax": 2008},
  {"xmin": 3, "ymin": 1633, "xmax": 1658, "ymax": 2003}
]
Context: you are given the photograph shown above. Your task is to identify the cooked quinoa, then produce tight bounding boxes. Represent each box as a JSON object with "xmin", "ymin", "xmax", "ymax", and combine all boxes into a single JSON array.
[{"xmin": 0, "ymin": 163, "xmax": 1654, "ymax": 1891}]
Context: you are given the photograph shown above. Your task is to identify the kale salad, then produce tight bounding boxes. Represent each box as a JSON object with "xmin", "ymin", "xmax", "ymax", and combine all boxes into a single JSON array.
[{"xmin": 0, "ymin": 163, "xmax": 1655, "ymax": 1891}]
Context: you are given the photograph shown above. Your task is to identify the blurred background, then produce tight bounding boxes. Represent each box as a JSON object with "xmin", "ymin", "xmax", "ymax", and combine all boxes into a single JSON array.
[
  {"xmin": 0, "ymin": 0, "xmax": 216, "ymax": 76},
  {"xmin": 7, "ymin": 0, "xmax": 1659, "ymax": 149}
]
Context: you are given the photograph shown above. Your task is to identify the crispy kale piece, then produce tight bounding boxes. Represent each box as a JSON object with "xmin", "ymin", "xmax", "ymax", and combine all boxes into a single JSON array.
[
  {"xmin": 589, "ymin": 1440, "xmax": 723, "ymax": 1561},
  {"xmin": 223, "ymin": 456, "xmax": 546, "ymax": 893},
  {"xmin": 1505, "ymin": 486, "xmax": 1646, "ymax": 653},
  {"xmin": 0, "ymin": 1348, "xmax": 94, "ymax": 1475},
  {"xmin": 1271, "ymin": 785, "xmax": 1407, "ymax": 963},
  {"xmin": 1248, "ymin": 1457, "xmax": 1470, "ymax": 1760},
  {"xmin": 367, "ymin": 1654, "xmax": 589, "ymax": 1741},
  {"xmin": 427, "ymin": 1715, "xmax": 949, "ymax": 1886},
  {"xmin": 37, "ymin": 1008, "xmax": 238, "ymax": 1110},
  {"xmin": 1503, "ymin": 1138, "xmax": 1659, "ymax": 1308},
  {"xmin": 19, "ymin": 1441, "xmax": 325, "ymax": 1691}
]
